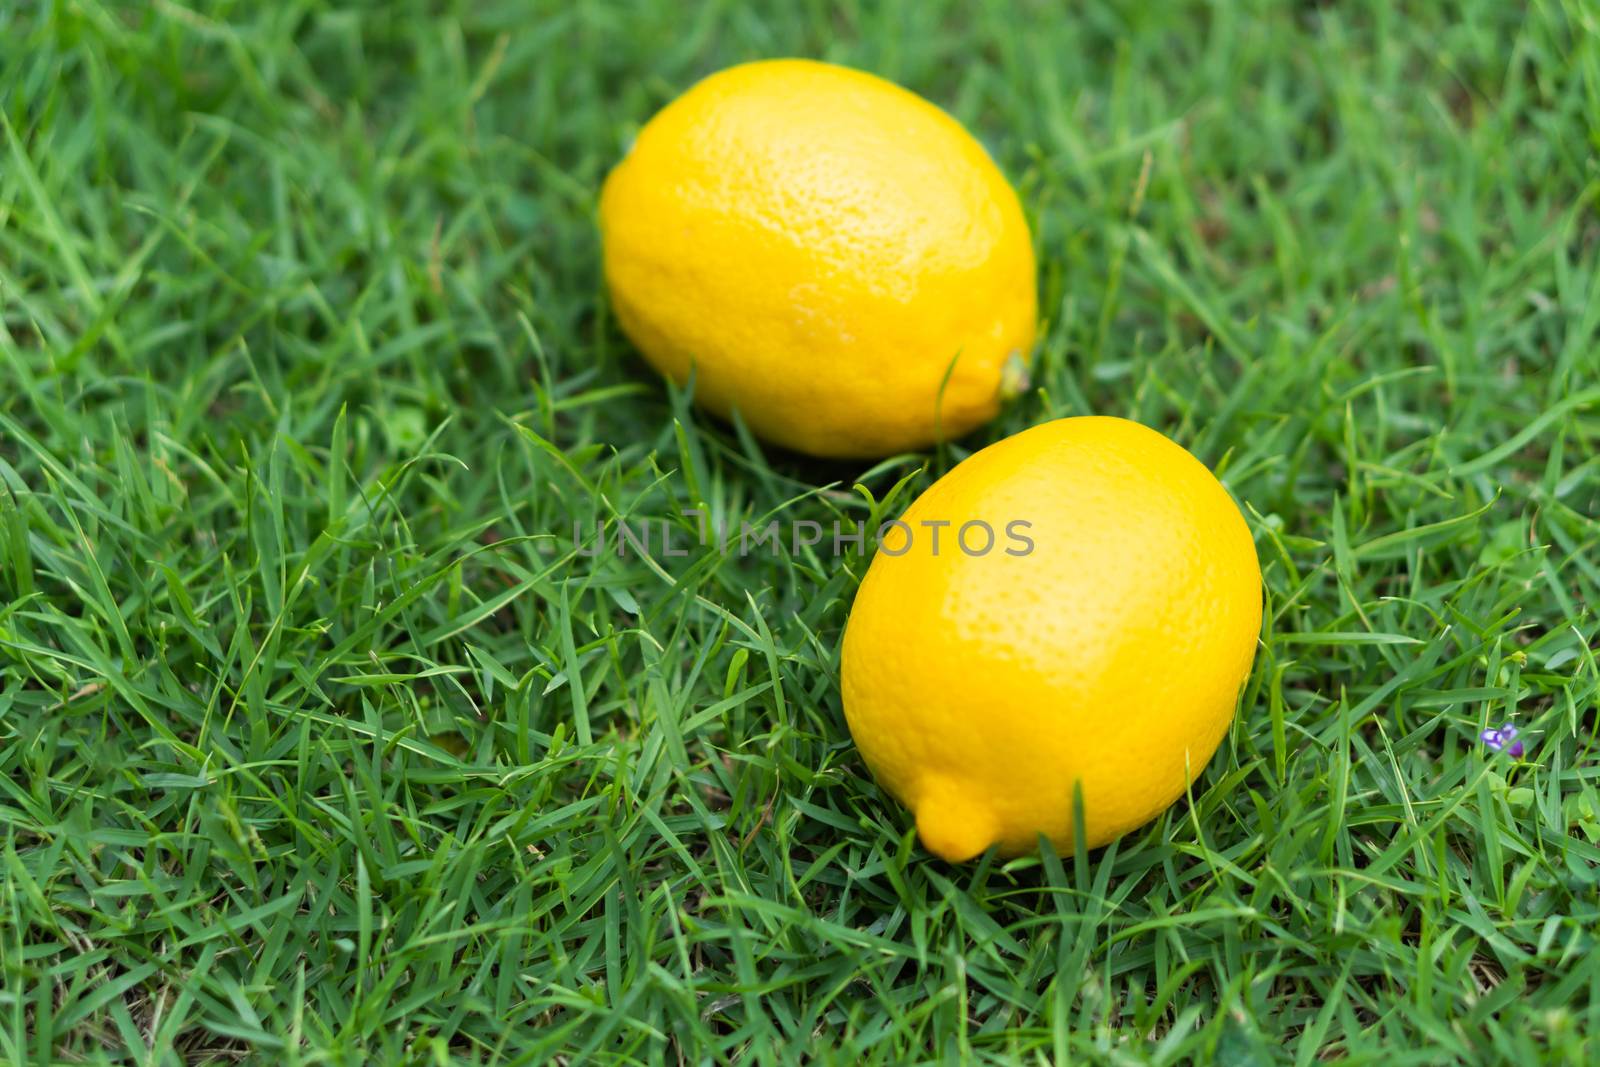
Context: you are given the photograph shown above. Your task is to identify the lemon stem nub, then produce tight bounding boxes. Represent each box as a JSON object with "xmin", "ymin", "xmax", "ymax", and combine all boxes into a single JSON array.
[{"xmin": 914, "ymin": 780, "xmax": 997, "ymax": 862}]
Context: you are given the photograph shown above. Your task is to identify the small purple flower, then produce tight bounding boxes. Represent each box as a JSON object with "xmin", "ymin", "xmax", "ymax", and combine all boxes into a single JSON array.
[{"xmin": 1481, "ymin": 724, "xmax": 1524, "ymax": 758}]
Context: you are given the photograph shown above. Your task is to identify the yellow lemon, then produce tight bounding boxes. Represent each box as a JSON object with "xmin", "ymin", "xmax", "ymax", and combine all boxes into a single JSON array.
[
  {"xmin": 840, "ymin": 417, "xmax": 1262, "ymax": 861},
  {"xmin": 599, "ymin": 59, "xmax": 1036, "ymax": 459}
]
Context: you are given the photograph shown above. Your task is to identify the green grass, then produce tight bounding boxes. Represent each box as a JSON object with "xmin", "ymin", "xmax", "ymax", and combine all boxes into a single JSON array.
[{"xmin": 3, "ymin": 0, "xmax": 1599, "ymax": 1063}]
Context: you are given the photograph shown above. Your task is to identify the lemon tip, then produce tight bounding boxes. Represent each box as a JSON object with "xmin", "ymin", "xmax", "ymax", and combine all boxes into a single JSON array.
[{"xmin": 914, "ymin": 786, "xmax": 998, "ymax": 862}]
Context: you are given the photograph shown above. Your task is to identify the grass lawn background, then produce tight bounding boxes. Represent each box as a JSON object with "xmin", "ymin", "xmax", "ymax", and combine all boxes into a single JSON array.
[{"xmin": 3, "ymin": 0, "xmax": 1599, "ymax": 1062}]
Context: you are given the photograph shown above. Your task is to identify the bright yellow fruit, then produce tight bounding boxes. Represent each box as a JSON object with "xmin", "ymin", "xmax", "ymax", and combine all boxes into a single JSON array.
[
  {"xmin": 599, "ymin": 59, "xmax": 1036, "ymax": 459},
  {"xmin": 841, "ymin": 417, "xmax": 1262, "ymax": 861}
]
